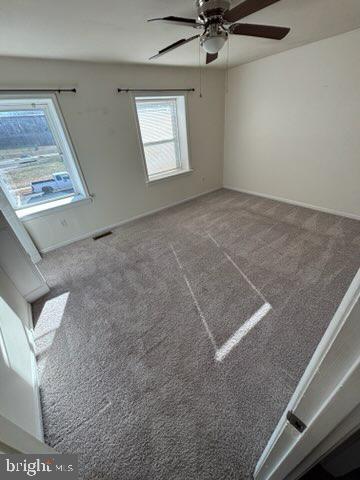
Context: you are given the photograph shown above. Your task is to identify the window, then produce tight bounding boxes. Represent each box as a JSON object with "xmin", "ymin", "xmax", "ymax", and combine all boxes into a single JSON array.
[
  {"xmin": 0, "ymin": 96, "xmax": 88, "ymax": 218},
  {"xmin": 134, "ymin": 94, "xmax": 191, "ymax": 182}
]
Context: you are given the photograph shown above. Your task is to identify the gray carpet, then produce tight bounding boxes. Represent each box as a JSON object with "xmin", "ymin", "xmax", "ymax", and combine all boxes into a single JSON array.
[{"xmin": 32, "ymin": 189, "xmax": 360, "ymax": 480}]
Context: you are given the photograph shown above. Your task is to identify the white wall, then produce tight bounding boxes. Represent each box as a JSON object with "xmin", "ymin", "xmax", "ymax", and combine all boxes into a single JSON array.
[
  {"xmin": 0, "ymin": 57, "xmax": 225, "ymax": 252},
  {"xmin": 0, "ymin": 266, "xmax": 43, "ymax": 440},
  {"xmin": 224, "ymin": 28, "xmax": 360, "ymax": 219},
  {"xmin": 0, "ymin": 265, "xmax": 29, "ymax": 327},
  {"xmin": 0, "ymin": 213, "xmax": 49, "ymax": 304}
]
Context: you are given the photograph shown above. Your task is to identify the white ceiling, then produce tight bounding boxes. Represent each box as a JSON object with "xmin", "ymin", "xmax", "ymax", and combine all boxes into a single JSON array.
[{"xmin": 0, "ymin": 0, "xmax": 360, "ymax": 68}]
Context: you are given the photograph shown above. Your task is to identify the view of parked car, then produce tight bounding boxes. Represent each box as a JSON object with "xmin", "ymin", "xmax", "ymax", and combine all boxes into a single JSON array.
[{"xmin": 31, "ymin": 171, "xmax": 73, "ymax": 194}]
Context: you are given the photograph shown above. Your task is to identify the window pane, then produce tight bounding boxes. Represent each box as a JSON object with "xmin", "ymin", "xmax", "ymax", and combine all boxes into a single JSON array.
[
  {"xmin": 0, "ymin": 109, "xmax": 75, "ymax": 209},
  {"xmin": 136, "ymin": 100, "xmax": 176, "ymax": 144},
  {"xmin": 144, "ymin": 141, "xmax": 178, "ymax": 176},
  {"xmin": 135, "ymin": 98, "xmax": 182, "ymax": 177}
]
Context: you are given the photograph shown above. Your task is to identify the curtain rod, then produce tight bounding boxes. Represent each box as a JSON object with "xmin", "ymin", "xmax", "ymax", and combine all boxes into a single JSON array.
[
  {"xmin": 0, "ymin": 88, "xmax": 77, "ymax": 94},
  {"xmin": 117, "ymin": 88, "xmax": 195, "ymax": 93}
]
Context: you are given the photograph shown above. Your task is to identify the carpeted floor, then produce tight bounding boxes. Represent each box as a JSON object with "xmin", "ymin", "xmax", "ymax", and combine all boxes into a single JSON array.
[{"xmin": 32, "ymin": 189, "xmax": 360, "ymax": 480}]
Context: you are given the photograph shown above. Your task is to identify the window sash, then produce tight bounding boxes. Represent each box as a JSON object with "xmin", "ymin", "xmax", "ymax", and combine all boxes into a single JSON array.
[
  {"xmin": 0, "ymin": 97, "xmax": 86, "ymax": 211},
  {"xmin": 143, "ymin": 138, "xmax": 176, "ymax": 148},
  {"xmin": 134, "ymin": 96, "xmax": 186, "ymax": 178},
  {"xmin": 143, "ymin": 138, "xmax": 180, "ymax": 171}
]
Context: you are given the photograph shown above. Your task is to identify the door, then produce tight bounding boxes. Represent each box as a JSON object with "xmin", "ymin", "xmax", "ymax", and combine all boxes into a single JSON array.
[
  {"xmin": 0, "ymin": 266, "xmax": 43, "ymax": 441},
  {"xmin": 254, "ymin": 268, "xmax": 360, "ymax": 480}
]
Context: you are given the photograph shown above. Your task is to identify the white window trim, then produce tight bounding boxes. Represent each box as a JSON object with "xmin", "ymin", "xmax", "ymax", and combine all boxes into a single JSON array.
[
  {"xmin": 145, "ymin": 167, "xmax": 194, "ymax": 185},
  {"xmin": 18, "ymin": 195, "xmax": 93, "ymax": 222},
  {"xmin": 131, "ymin": 91, "xmax": 192, "ymax": 183},
  {"xmin": 0, "ymin": 94, "xmax": 90, "ymax": 219}
]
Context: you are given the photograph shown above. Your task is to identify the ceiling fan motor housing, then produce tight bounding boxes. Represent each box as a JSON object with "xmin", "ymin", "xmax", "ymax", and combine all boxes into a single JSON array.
[{"xmin": 196, "ymin": 0, "xmax": 231, "ymax": 22}]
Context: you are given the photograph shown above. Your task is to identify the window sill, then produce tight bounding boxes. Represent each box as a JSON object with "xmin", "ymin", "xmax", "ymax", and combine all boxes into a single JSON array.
[
  {"xmin": 147, "ymin": 168, "xmax": 193, "ymax": 184},
  {"xmin": 17, "ymin": 195, "xmax": 93, "ymax": 222}
]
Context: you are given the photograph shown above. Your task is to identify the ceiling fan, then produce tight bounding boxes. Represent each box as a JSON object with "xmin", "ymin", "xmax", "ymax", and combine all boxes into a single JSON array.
[{"xmin": 148, "ymin": 0, "xmax": 291, "ymax": 64}]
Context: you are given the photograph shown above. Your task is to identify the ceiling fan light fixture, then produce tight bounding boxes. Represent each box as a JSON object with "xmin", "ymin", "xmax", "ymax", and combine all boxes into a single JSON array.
[{"xmin": 201, "ymin": 32, "xmax": 227, "ymax": 54}]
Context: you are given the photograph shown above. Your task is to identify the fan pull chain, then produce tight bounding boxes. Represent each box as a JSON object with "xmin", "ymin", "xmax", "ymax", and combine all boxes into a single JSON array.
[{"xmin": 198, "ymin": 41, "xmax": 203, "ymax": 98}]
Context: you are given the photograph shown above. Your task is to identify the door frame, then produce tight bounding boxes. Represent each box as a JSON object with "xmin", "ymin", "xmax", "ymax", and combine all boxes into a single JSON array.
[
  {"xmin": 0, "ymin": 414, "xmax": 55, "ymax": 454},
  {"xmin": 25, "ymin": 302, "xmax": 45, "ymax": 442},
  {"xmin": 287, "ymin": 401, "xmax": 360, "ymax": 480},
  {"xmin": 254, "ymin": 268, "xmax": 360, "ymax": 480}
]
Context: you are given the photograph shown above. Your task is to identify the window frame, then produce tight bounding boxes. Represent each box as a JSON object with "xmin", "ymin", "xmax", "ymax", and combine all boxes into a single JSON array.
[
  {"xmin": 132, "ymin": 91, "xmax": 192, "ymax": 183},
  {"xmin": 0, "ymin": 94, "xmax": 89, "ymax": 217}
]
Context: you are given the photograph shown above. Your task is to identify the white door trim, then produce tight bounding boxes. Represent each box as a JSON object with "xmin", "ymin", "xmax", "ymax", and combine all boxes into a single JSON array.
[
  {"xmin": 254, "ymin": 268, "xmax": 360, "ymax": 480},
  {"xmin": 26, "ymin": 304, "xmax": 44, "ymax": 442},
  {"xmin": 0, "ymin": 414, "xmax": 55, "ymax": 454},
  {"xmin": 287, "ymin": 401, "xmax": 360, "ymax": 480}
]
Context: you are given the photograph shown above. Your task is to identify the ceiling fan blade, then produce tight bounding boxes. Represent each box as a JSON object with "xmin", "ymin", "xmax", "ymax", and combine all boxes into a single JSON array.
[
  {"xmin": 224, "ymin": 0, "xmax": 282, "ymax": 23},
  {"xmin": 148, "ymin": 16, "xmax": 201, "ymax": 28},
  {"xmin": 206, "ymin": 53, "xmax": 218, "ymax": 64},
  {"xmin": 149, "ymin": 35, "xmax": 200, "ymax": 60},
  {"xmin": 230, "ymin": 23, "xmax": 290, "ymax": 39}
]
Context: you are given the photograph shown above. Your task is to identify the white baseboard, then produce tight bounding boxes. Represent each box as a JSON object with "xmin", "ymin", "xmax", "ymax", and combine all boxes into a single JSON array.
[
  {"xmin": 40, "ymin": 187, "xmax": 221, "ymax": 254},
  {"xmin": 24, "ymin": 284, "xmax": 50, "ymax": 303},
  {"xmin": 40, "ymin": 185, "xmax": 359, "ymax": 255},
  {"xmin": 224, "ymin": 186, "xmax": 360, "ymax": 221}
]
